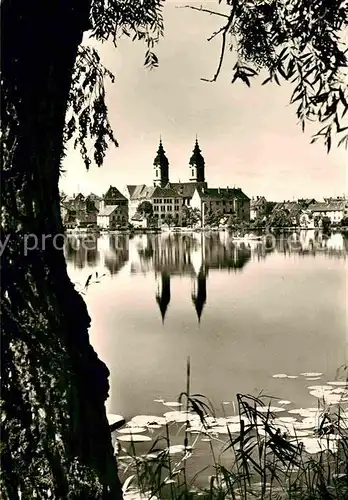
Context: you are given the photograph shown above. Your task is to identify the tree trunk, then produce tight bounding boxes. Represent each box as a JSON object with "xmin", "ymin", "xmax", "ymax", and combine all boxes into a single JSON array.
[{"xmin": 1, "ymin": 2, "xmax": 123, "ymax": 498}]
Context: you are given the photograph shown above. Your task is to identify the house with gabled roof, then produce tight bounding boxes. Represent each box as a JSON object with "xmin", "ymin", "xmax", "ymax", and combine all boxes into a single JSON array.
[
  {"xmin": 97, "ymin": 185, "xmax": 129, "ymax": 228},
  {"xmin": 97, "ymin": 205, "xmax": 126, "ymax": 229}
]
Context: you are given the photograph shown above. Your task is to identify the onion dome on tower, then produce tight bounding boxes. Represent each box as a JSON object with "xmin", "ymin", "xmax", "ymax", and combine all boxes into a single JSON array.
[
  {"xmin": 189, "ymin": 137, "xmax": 205, "ymax": 183},
  {"xmin": 153, "ymin": 138, "xmax": 169, "ymax": 188}
]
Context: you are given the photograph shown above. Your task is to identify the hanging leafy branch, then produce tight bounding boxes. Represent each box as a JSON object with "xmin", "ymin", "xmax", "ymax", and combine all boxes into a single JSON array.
[
  {"xmin": 182, "ymin": 0, "xmax": 348, "ymax": 151},
  {"xmin": 63, "ymin": 45, "xmax": 118, "ymax": 170},
  {"xmin": 63, "ymin": 0, "xmax": 165, "ymax": 170}
]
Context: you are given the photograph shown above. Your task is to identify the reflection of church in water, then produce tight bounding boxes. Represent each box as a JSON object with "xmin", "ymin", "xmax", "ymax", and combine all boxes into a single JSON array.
[
  {"xmin": 136, "ymin": 233, "xmax": 251, "ymax": 323},
  {"xmin": 64, "ymin": 232, "xmax": 252, "ymax": 323}
]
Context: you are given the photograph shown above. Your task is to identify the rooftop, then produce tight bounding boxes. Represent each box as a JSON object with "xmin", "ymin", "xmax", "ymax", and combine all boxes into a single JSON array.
[
  {"xmin": 309, "ymin": 201, "xmax": 346, "ymax": 212},
  {"xmin": 104, "ymin": 185, "xmax": 127, "ymax": 201},
  {"xmin": 198, "ymin": 187, "xmax": 250, "ymax": 201},
  {"xmin": 97, "ymin": 205, "xmax": 119, "ymax": 216},
  {"xmin": 167, "ymin": 182, "xmax": 208, "ymax": 199}
]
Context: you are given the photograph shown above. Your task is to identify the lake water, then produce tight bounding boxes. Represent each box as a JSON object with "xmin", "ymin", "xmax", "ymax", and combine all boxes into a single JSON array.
[{"xmin": 65, "ymin": 230, "xmax": 347, "ymax": 422}]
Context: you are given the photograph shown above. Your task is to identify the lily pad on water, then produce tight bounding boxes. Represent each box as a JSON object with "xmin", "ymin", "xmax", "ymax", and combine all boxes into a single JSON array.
[
  {"xmin": 307, "ymin": 385, "xmax": 332, "ymax": 391},
  {"xmin": 309, "ymin": 390, "xmax": 342, "ymax": 405},
  {"xmin": 327, "ymin": 381, "xmax": 348, "ymax": 386},
  {"xmin": 293, "ymin": 419, "xmax": 318, "ymax": 430},
  {"xmin": 211, "ymin": 424, "xmax": 240, "ymax": 434},
  {"xmin": 288, "ymin": 429, "xmax": 310, "ymax": 438},
  {"xmin": 107, "ymin": 414, "xmax": 126, "ymax": 431},
  {"xmin": 275, "ymin": 416, "xmax": 297, "ymax": 423},
  {"xmin": 272, "ymin": 374, "xmax": 288, "ymax": 379},
  {"xmin": 306, "ymin": 377, "xmax": 322, "ymax": 381},
  {"xmin": 163, "ymin": 411, "xmax": 199, "ymax": 423},
  {"xmin": 162, "ymin": 401, "xmax": 183, "ymax": 407},
  {"xmin": 256, "ymin": 406, "xmax": 285, "ymax": 413},
  {"xmin": 118, "ymin": 427, "xmax": 147, "ymax": 434},
  {"xmin": 301, "ymin": 372, "xmax": 323, "ymax": 377},
  {"xmin": 288, "ymin": 408, "xmax": 321, "ymax": 418},
  {"xmin": 278, "ymin": 400, "xmax": 291, "ymax": 405},
  {"xmin": 107, "ymin": 414, "xmax": 125, "ymax": 425},
  {"xmin": 331, "ymin": 387, "xmax": 348, "ymax": 394},
  {"xmin": 117, "ymin": 435, "xmax": 152, "ymax": 443},
  {"xmin": 287, "ymin": 375, "xmax": 298, "ymax": 379},
  {"xmin": 130, "ymin": 415, "xmax": 166, "ymax": 427},
  {"xmin": 302, "ymin": 437, "xmax": 338, "ymax": 455}
]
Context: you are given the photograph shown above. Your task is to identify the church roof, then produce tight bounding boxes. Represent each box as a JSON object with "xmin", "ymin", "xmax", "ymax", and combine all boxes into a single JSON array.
[
  {"xmin": 127, "ymin": 184, "xmax": 182, "ymax": 200},
  {"xmin": 167, "ymin": 182, "xmax": 207, "ymax": 199},
  {"xmin": 151, "ymin": 186, "xmax": 182, "ymax": 198}
]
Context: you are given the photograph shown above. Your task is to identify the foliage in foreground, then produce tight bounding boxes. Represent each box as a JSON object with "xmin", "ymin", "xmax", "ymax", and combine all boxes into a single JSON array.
[
  {"xmin": 63, "ymin": 0, "xmax": 348, "ymax": 170},
  {"xmin": 116, "ymin": 363, "xmax": 348, "ymax": 500}
]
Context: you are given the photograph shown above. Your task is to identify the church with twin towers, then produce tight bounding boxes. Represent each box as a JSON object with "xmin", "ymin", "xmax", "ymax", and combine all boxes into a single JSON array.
[{"xmin": 124, "ymin": 137, "xmax": 250, "ymax": 225}]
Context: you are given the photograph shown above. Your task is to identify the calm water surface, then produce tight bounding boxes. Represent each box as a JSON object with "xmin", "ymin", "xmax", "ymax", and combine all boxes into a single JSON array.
[{"xmin": 65, "ymin": 231, "xmax": 347, "ymax": 420}]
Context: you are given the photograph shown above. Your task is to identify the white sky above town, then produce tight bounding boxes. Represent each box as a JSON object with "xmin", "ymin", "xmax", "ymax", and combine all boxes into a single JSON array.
[{"xmin": 60, "ymin": 0, "xmax": 347, "ymax": 201}]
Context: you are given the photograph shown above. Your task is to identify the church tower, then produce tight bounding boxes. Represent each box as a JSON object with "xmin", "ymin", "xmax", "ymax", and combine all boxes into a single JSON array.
[
  {"xmin": 189, "ymin": 137, "xmax": 205, "ymax": 183},
  {"xmin": 153, "ymin": 138, "xmax": 169, "ymax": 188}
]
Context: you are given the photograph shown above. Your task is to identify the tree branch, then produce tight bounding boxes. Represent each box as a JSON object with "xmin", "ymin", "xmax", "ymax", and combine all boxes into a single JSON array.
[
  {"xmin": 201, "ymin": 29, "xmax": 227, "ymax": 82},
  {"xmin": 177, "ymin": 5, "xmax": 229, "ymax": 19},
  {"xmin": 201, "ymin": 11, "xmax": 235, "ymax": 83},
  {"xmin": 207, "ymin": 25, "xmax": 226, "ymax": 42}
]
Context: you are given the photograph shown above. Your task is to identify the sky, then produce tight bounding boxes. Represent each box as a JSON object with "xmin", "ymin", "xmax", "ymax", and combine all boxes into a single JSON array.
[{"xmin": 60, "ymin": 0, "xmax": 347, "ymax": 201}]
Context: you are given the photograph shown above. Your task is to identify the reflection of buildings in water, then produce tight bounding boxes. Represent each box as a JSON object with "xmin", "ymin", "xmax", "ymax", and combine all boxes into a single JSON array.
[
  {"xmin": 204, "ymin": 233, "xmax": 251, "ymax": 270},
  {"xmin": 103, "ymin": 235, "xmax": 129, "ymax": 275},
  {"xmin": 251, "ymin": 231, "xmax": 348, "ymax": 260},
  {"xmin": 64, "ymin": 236, "xmax": 100, "ymax": 269},
  {"xmin": 64, "ymin": 234, "xmax": 129, "ymax": 275},
  {"xmin": 191, "ymin": 267, "xmax": 207, "ymax": 323},
  {"xmin": 156, "ymin": 272, "xmax": 171, "ymax": 323},
  {"xmin": 134, "ymin": 232, "xmax": 251, "ymax": 323}
]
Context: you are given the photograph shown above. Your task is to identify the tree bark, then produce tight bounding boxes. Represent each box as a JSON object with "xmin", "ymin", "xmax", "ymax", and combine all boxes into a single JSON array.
[{"xmin": 1, "ymin": 1, "xmax": 123, "ymax": 498}]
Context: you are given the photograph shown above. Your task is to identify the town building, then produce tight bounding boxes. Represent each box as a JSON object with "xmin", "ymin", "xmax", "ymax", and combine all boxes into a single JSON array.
[
  {"xmin": 87, "ymin": 193, "xmax": 103, "ymax": 212},
  {"xmin": 124, "ymin": 138, "xmax": 250, "ymax": 226},
  {"xmin": 308, "ymin": 200, "xmax": 347, "ymax": 224},
  {"xmin": 61, "ymin": 192, "xmax": 99, "ymax": 228},
  {"xmin": 124, "ymin": 184, "xmax": 184, "ymax": 227},
  {"xmin": 250, "ymin": 196, "xmax": 267, "ymax": 220},
  {"xmin": 191, "ymin": 186, "xmax": 251, "ymax": 224},
  {"xmin": 97, "ymin": 205, "xmax": 126, "ymax": 230},
  {"xmin": 99, "ymin": 185, "xmax": 129, "ymax": 229}
]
